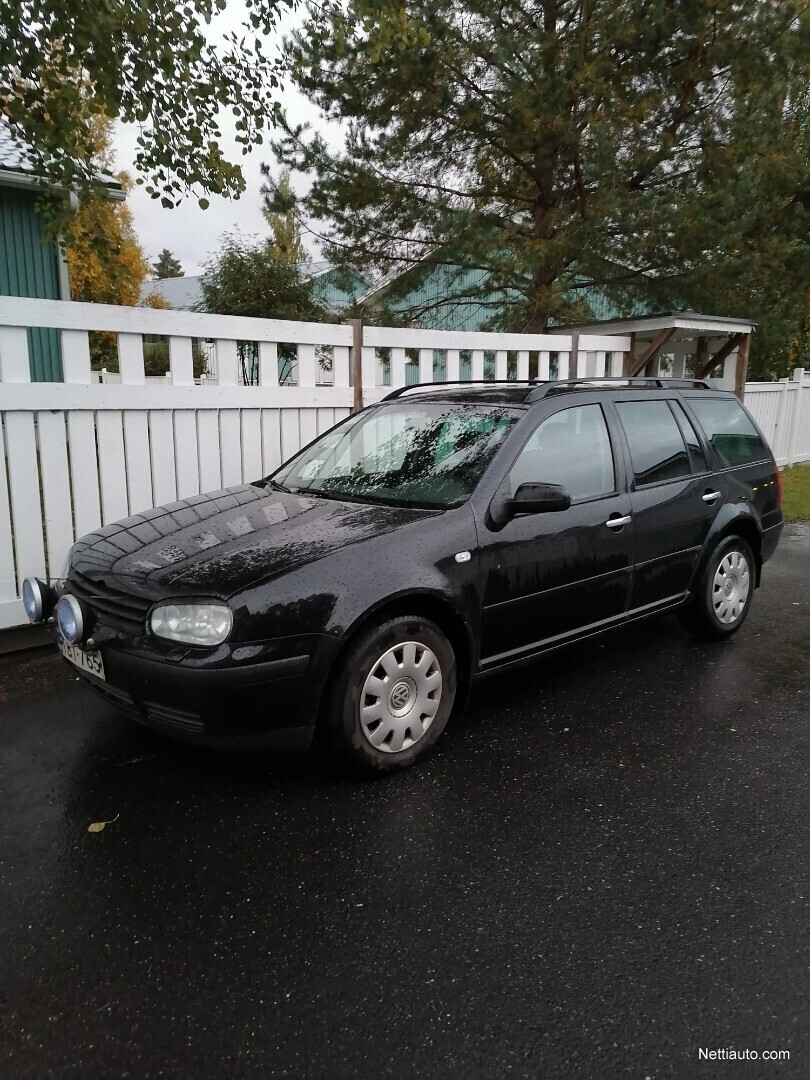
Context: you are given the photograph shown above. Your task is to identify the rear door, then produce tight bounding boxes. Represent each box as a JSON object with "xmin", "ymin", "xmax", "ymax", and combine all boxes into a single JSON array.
[
  {"xmin": 611, "ymin": 395, "xmax": 722, "ymax": 612},
  {"xmin": 478, "ymin": 401, "xmax": 634, "ymax": 665}
]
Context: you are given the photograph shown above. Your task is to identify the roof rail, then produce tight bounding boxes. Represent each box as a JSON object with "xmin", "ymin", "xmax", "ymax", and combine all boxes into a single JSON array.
[
  {"xmin": 382, "ymin": 380, "xmax": 536, "ymax": 401},
  {"xmin": 526, "ymin": 377, "xmax": 711, "ymax": 401},
  {"xmin": 380, "ymin": 376, "xmax": 712, "ymax": 404}
]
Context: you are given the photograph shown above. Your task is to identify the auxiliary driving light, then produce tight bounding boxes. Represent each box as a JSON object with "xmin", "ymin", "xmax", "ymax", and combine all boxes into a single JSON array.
[
  {"xmin": 56, "ymin": 594, "xmax": 88, "ymax": 646},
  {"xmin": 22, "ymin": 577, "xmax": 57, "ymax": 623}
]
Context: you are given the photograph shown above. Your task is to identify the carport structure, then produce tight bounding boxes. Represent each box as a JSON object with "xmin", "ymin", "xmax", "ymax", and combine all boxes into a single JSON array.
[{"xmin": 567, "ymin": 312, "xmax": 756, "ymax": 398}]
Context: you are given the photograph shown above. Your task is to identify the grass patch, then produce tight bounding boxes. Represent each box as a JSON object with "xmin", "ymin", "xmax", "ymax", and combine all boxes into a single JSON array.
[{"xmin": 780, "ymin": 464, "xmax": 810, "ymax": 522}]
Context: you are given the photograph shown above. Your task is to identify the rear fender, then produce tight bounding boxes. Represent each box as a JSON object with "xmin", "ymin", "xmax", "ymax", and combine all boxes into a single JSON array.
[{"xmin": 691, "ymin": 505, "xmax": 763, "ymax": 592}]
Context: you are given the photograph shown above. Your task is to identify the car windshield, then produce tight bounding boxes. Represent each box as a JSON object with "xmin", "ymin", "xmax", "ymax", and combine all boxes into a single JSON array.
[{"xmin": 268, "ymin": 401, "xmax": 518, "ymax": 509}]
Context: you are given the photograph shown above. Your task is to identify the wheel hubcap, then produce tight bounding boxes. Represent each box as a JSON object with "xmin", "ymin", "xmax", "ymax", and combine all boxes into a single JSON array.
[
  {"xmin": 360, "ymin": 641, "xmax": 443, "ymax": 753},
  {"xmin": 712, "ymin": 550, "xmax": 750, "ymax": 625}
]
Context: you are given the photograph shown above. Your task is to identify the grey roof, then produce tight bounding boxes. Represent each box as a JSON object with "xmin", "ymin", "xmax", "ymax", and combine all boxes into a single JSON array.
[
  {"xmin": 0, "ymin": 119, "xmax": 123, "ymax": 192},
  {"xmin": 140, "ymin": 276, "xmax": 204, "ymax": 311},
  {"xmin": 0, "ymin": 124, "xmax": 31, "ymax": 174},
  {"xmin": 140, "ymin": 262, "xmax": 370, "ymax": 311},
  {"xmin": 299, "ymin": 260, "xmax": 333, "ymax": 280},
  {"xmin": 560, "ymin": 311, "xmax": 757, "ymax": 338}
]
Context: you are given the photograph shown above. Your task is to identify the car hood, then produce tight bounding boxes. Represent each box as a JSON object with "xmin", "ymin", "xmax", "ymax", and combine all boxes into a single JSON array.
[{"xmin": 69, "ymin": 484, "xmax": 436, "ymax": 598}]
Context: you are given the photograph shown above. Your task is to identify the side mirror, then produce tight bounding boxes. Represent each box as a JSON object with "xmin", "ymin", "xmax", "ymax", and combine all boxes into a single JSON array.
[{"xmin": 509, "ymin": 482, "xmax": 571, "ymax": 516}]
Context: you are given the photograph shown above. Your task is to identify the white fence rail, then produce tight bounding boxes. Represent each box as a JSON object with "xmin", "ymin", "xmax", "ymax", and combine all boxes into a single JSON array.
[
  {"xmin": 0, "ymin": 297, "xmax": 632, "ymax": 629},
  {"xmin": 741, "ymin": 369, "xmax": 810, "ymax": 468}
]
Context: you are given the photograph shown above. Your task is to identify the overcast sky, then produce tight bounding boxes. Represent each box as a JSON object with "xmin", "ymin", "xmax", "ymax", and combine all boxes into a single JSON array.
[{"xmin": 113, "ymin": 3, "xmax": 338, "ymax": 276}]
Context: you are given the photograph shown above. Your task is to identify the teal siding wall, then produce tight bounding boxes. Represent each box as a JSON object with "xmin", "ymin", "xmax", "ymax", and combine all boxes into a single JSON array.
[
  {"xmin": 311, "ymin": 268, "xmax": 369, "ymax": 312},
  {"xmin": 0, "ymin": 185, "xmax": 63, "ymax": 380},
  {"xmin": 383, "ymin": 266, "xmax": 508, "ymax": 331},
  {"xmin": 376, "ymin": 265, "xmax": 658, "ymax": 332}
]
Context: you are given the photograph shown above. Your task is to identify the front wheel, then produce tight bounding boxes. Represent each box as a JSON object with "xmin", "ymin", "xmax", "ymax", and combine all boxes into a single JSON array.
[
  {"xmin": 326, "ymin": 616, "xmax": 457, "ymax": 774},
  {"xmin": 678, "ymin": 535, "xmax": 755, "ymax": 641}
]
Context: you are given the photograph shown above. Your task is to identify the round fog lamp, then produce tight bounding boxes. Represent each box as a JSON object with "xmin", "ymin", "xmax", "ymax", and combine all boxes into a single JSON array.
[
  {"xmin": 22, "ymin": 577, "xmax": 45, "ymax": 622},
  {"xmin": 56, "ymin": 595, "xmax": 85, "ymax": 645}
]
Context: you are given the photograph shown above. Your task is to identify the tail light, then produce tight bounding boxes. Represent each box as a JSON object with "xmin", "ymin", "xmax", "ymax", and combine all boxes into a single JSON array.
[{"xmin": 775, "ymin": 468, "xmax": 783, "ymax": 507}]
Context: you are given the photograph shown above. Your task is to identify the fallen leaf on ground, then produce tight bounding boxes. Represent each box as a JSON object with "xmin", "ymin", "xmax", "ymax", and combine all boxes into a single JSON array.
[{"xmin": 87, "ymin": 814, "xmax": 119, "ymax": 833}]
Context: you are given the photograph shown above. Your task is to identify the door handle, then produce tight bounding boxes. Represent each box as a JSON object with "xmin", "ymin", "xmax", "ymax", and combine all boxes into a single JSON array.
[
  {"xmin": 702, "ymin": 491, "xmax": 721, "ymax": 504},
  {"xmin": 605, "ymin": 514, "xmax": 632, "ymax": 529}
]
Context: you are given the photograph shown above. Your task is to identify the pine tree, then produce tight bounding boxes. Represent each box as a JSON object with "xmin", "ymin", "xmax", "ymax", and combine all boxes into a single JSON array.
[
  {"xmin": 277, "ymin": 0, "xmax": 810, "ymax": 374},
  {"xmin": 152, "ymin": 249, "xmax": 184, "ymax": 279}
]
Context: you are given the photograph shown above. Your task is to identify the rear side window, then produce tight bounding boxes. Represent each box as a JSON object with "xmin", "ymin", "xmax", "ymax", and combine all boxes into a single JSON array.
[
  {"xmin": 616, "ymin": 400, "xmax": 690, "ymax": 486},
  {"xmin": 671, "ymin": 401, "xmax": 709, "ymax": 473},
  {"xmin": 687, "ymin": 398, "xmax": 769, "ymax": 468}
]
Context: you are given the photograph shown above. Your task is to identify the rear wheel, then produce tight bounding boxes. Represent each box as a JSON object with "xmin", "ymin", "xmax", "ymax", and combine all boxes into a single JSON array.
[
  {"xmin": 678, "ymin": 535, "xmax": 755, "ymax": 641},
  {"xmin": 327, "ymin": 615, "xmax": 456, "ymax": 774}
]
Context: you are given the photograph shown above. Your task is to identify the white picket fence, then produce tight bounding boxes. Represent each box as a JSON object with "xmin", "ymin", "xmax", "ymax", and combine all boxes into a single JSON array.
[
  {"xmin": 740, "ymin": 369, "xmax": 810, "ymax": 467},
  {"xmin": 0, "ymin": 296, "xmax": 632, "ymax": 629}
]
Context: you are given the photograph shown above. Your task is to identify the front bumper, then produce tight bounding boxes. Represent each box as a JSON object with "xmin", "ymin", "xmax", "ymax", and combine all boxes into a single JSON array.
[{"xmin": 61, "ymin": 631, "xmax": 339, "ymax": 752}]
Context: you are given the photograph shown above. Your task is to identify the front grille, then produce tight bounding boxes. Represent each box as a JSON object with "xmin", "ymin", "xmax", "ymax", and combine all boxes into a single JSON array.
[
  {"xmin": 81, "ymin": 677, "xmax": 205, "ymax": 734},
  {"xmin": 66, "ymin": 569, "xmax": 152, "ymax": 635},
  {"xmin": 82, "ymin": 678, "xmax": 142, "ymax": 721},
  {"xmin": 144, "ymin": 702, "xmax": 205, "ymax": 733}
]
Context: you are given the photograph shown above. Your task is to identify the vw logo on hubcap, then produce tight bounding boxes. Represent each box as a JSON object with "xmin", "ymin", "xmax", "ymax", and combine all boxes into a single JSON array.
[{"xmin": 389, "ymin": 680, "xmax": 413, "ymax": 713}]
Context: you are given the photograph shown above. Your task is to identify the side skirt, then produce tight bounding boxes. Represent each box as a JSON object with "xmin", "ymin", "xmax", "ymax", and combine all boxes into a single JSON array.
[{"xmin": 474, "ymin": 592, "xmax": 689, "ymax": 680}]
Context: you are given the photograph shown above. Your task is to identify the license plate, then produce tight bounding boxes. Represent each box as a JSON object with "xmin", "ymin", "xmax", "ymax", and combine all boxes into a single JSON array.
[{"xmin": 61, "ymin": 640, "xmax": 106, "ymax": 681}]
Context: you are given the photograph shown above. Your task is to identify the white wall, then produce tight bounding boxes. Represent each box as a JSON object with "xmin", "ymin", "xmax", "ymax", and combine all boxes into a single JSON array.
[{"xmin": 743, "ymin": 370, "xmax": 810, "ymax": 467}]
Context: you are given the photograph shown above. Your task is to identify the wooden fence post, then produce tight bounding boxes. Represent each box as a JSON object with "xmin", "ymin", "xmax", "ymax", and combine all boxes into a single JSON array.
[
  {"xmin": 733, "ymin": 334, "xmax": 751, "ymax": 400},
  {"xmin": 622, "ymin": 333, "xmax": 636, "ymax": 376},
  {"xmin": 350, "ymin": 318, "xmax": 364, "ymax": 413},
  {"xmin": 786, "ymin": 368, "xmax": 806, "ymax": 467}
]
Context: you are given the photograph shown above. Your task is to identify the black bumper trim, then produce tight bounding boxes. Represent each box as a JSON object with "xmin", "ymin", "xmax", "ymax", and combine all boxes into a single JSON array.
[{"xmin": 103, "ymin": 650, "xmax": 310, "ymax": 688}]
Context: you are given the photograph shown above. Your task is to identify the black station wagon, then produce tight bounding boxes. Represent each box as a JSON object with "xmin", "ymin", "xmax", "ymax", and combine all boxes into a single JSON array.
[{"xmin": 24, "ymin": 378, "xmax": 784, "ymax": 773}]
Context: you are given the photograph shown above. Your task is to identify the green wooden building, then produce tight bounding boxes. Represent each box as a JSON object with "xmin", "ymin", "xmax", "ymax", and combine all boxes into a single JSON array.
[
  {"xmin": 357, "ymin": 262, "xmax": 656, "ymax": 333},
  {"xmin": 0, "ymin": 121, "xmax": 124, "ymax": 380}
]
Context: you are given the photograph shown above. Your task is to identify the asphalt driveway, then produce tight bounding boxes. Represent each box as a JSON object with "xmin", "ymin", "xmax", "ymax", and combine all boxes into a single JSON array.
[{"xmin": 1, "ymin": 526, "xmax": 808, "ymax": 1079}]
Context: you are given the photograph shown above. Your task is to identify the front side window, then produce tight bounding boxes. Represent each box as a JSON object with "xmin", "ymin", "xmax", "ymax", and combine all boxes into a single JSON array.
[
  {"xmin": 686, "ymin": 398, "xmax": 768, "ymax": 468},
  {"xmin": 616, "ymin": 400, "xmax": 690, "ymax": 486},
  {"xmin": 271, "ymin": 403, "xmax": 517, "ymax": 509},
  {"xmin": 508, "ymin": 404, "xmax": 615, "ymax": 501}
]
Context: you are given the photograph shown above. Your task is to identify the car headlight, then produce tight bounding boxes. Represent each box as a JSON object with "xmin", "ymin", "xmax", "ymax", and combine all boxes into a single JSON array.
[
  {"xmin": 22, "ymin": 577, "xmax": 56, "ymax": 622},
  {"xmin": 150, "ymin": 602, "xmax": 233, "ymax": 646}
]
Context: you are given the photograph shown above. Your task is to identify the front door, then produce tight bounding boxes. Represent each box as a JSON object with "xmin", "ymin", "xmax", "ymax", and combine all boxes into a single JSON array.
[
  {"xmin": 478, "ymin": 402, "xmax": 634, "ymax": 667},
  {"xmin": 612, "ymin": 396, "xmax": 722, "ymax": 610}
]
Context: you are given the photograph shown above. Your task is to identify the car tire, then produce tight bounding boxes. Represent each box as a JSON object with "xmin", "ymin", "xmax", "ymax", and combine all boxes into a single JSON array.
[
  {"xmin": 678, "ymin": 535, "xmax": 756, "ymax": 641},
  {"xmin": 326, "ymin": 615, "xmax": 457, "ymax": 774}
]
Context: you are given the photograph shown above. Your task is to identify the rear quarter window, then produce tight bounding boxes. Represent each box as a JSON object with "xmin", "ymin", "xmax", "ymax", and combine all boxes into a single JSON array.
[{"xmin": 687, "ymin": 398, "xmax": 769, "ymax": 468}]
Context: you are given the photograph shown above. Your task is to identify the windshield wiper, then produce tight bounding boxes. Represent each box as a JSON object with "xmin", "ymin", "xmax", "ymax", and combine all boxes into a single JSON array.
[
  {"xmin": 296, "ymin": 487, "xmax": 376, "ymax": 504},
  {"xmin": 298, "ymin": 487, "xmax": 440, "ymax": 510},
  {"xmin": 256, "ymin": 478, "xmax": 293, "ymax": 493}
]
